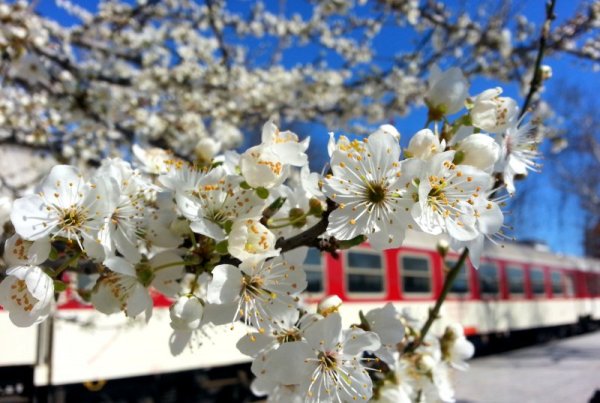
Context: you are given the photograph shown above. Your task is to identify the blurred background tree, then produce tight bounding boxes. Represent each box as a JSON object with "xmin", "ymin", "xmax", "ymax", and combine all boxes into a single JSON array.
[{"xmin": 544, "ymin": 80, "xmax": 600, "ymax": 257}]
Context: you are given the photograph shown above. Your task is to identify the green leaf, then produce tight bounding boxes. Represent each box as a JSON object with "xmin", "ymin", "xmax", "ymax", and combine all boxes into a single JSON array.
[
  {"xmin": 215, "ymin": 240, "xmax": 229, "ymax": 254},
  {"xmin": 358, "ymin": 310, "xmax": 371, "ymax": 331},
  {"xmin": 256, "ymin": 187, "xmax": 269, "ymax": 199},
  {"xmin": 49, "ymin": 247, "xmax": 59, "ymax": 261},
  {"xmin": 267, "ymin": 196, "xmax": 287, "ymax": 212},
  {"xmin": 453, "ymin": 150, "xmax": 465, "ymax": 165},
  {"xmin": 137, "ymin": 267, "xmax": 155, "ymax": 287},
  {"xmin": 185, "ymin": 255, "xmax": 201, "ymax": 265},
  {"xmin": 54, "ymin": 280, "xmax": 67, "ymax": 292},
  {"xmin": 338, "ymin": 235, "xmax": 365, "ymax": 249},
  {"xmin": 222, "ymin": 220, "xmax": 233, "ymax": 234}
]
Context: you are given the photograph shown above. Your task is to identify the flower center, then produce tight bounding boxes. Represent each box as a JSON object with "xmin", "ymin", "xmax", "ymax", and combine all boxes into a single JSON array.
[
  {"xmin": 136, "ymin": 263, "xmax": 155, "ymax": 287},
  {"xmin": 207, "ymin": 208, "xmax": 231, "ymax": 229},
  {"xmin": 59, "ymin": 206, "xmax": 87, "ymax": 231},
  {"xmin": 366, "ymin": 182, "xmax": 386, "ymax": 204},
  {"xmin": 111, "ymin": 210, "xmax": 121, "ymax": 225},
  {"xmin": 242, "ymin": 274, "xmax": 265, "ymax": 294},
  {"xmin": 317, "ymin": 351, "xmax": 338, "ymax": 370},
  {"xmin": 427, "ymin": 176, "xmax": 450, "ymax": 207},
  {"xmin": 276, "ymin": 328, "xmax": 302, "ymax": 344}
]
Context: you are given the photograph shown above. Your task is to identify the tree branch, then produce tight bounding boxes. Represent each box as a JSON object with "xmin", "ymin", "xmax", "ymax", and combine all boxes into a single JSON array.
[
  {"xmin": 275, "ymin": 199, "xmax": 336, "ymax": 253},
  {"xmin": 205, "ymin": 0, "xmax": 232, "ymax": 70},
  {"xmin": 404, "ymin": 248, "xmax": 469, "ymax": 353},
  {"xmin": 519, "ymin": 0, "xmax": 557, "ymax": 118}
]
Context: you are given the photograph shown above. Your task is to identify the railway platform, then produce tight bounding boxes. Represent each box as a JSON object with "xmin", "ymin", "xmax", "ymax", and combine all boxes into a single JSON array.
[{"xmin": 455, "ymin": 331, "xmax": 600, "ymax": 402}]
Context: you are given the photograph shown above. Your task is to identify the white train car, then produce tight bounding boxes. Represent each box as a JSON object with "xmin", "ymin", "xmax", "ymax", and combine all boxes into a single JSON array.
[{"xmin": 1, "ymin": 231, "xmax": 600, "ymax": 400}]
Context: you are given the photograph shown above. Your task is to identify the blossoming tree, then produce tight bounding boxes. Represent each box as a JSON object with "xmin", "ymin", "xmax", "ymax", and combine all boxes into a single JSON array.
[
  {"xmin": 0, "ymin": 0, "xmax": 594, "ymax": 401},
  {"xmin": 0, "ymin": 0, "xmax": 598, "ymax": 176}
]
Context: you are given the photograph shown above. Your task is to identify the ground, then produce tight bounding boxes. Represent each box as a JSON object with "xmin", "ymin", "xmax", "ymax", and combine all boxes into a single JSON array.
[{"xmin": 455, "ymin": 331, "xmax": 600, "ymax": 402}]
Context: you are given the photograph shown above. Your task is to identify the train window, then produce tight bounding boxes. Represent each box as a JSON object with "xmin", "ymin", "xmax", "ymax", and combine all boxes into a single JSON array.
[
  {"xmin": 530, "ymin": 268, "xmax": 545, "ymax": 296},
  {"xmin": 506, "ymin": 266, "xmax": 525, "ymax": 295},
  {"xmin": 77, "ymin": 273, "xmax": 97, "ymax": 290},
  {"xmin": 304, "ymin": 248, "xmax": 324, "ymax": 293},
  {"xmin": 478, "ymin": 262, "xmax": 500, "ymax": 296},
  {"xmin": 590, "ymin": 274, "xmax": 600, "ymax": 297},
  {"xmin": 446, "ymin": 259, "xmax": 469, "ymax": 295},
  {"xmin": 73, "ymin": 273, "xmax": 99, "ymax": 304},
  {"xmin": 400, "ymin": 255, "xmax": 431, "ymax": 294},
  {"xmin": 551, "ymin": 271, "xmax": 564, "ymax": 296},
  {"xmin": 565, "ymin": 273, "xmax": 575, "ymax": 297},
  {"xmin": 346, "ymin": 251, "xmax": 383, "ymax": 293}
]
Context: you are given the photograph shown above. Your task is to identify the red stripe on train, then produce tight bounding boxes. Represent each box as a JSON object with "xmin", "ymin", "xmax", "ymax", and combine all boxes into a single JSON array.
[{"xmin": 463, "ymin": 327, "xmax": 477, "ymax": 336}]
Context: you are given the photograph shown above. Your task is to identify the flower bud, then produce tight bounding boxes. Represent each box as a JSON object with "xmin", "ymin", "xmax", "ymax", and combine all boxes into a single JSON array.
[
  {"xmin": 308, "ymin": 199, "xmax": 325, "ymax": 217},
  {"xmin": 318, "ymin": 295, "xmax": 343, "ymax": 317},
  {"xmin": 288, "ymin": 207, "xmax": 307, "ymax": 228},
  {"xmin": 436, "ymin": 239, "xmax": 450, "ymax": 258},
  {"xmin": 406, "ymin": 129, "xmax": 442, "ymax": 160},
  {"xmin": 425, "ymin": 66, "xmax": 469, "ymax": 119},
  {"xmin": 194, "ymin": 137, "xmax": 221, "ymax": 163},
  {"xmin": 456, "ymin": 133, "xmax": 500, "ymax": 172},
  {"xmin": 541, "ymin": 64, "xmax": 552, "ymax": 80}
]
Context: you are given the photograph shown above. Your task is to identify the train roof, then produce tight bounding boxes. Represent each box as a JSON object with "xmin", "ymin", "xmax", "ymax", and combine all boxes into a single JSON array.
[{"xmin": 401, "ymin": 230, "xmax": 600, "ymax": 273}]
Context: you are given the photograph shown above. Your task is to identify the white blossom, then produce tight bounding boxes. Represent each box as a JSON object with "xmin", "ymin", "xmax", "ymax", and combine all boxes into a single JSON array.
[
  {"xmin": 10, "ymin": 165, "xmax": 109, "ymax": 248},
  {"xmin": 323, "ymin": 128, "xmax": 412, "ymax": 250},
  {"xmin": 470, "ymin": 87, "xmax": 519, "ymax": 133},
  {"xmin": 91, "ymin": 251, "xmax": 185, "ymax": 320},
  {"xmin": 95, "ymin": 159, "xmax": 147, "ymax": 263},
  {"xmin": 495, "ymin": 119, "xmax": 541, "ymax": 194},
  {"xmin": 441, "ymin": 324, "xmax": 475, "ymax": 371},
  {"xmin": 0, "ymin": 265, "xmax": 53, "ymax": 327},
  {"xmin": 455, "ymin": 133, "xmax": 501, "ymax": 173},
  {"xmin": 207, "ymin": 253, "xmax": 306, "ymax": 331},
  {"xmin": 4, "ymin": 234, "xmax": 50, "ymax": 266},
  {"xmin": 409, "ymin": 151, "xmax": 494, "ymax": 242},
  {"xmin": 365, "ymin": 303, "xmax": 405, "ymax": 366},
  {"xmin": 161, "ymin": 166, "xmax": 265, "ymax": 242},
  {"xmin": 132, "ymin": 145, "xmax": 174, "ymax": 175},
  {"xmin": 450, "ymin": 192, "xmax": 504, "ymax": 268},
  {"xmin": 406, "ymin": 128, "xmax": 444, "ymax": 160},
  {"xmin": 0, "ymin": 197, "xmax": 12, "ymax": 238},
  {"xmin": 266, "ymin": 313, "xmax": 381, "ymax": 403},
  {"xmin": 228, "ymin": 219, "xmax": 280, "ymax": 263},
  {"xmin": 240, "ymin": 145, "xmax": 291, "ymax": 189}
]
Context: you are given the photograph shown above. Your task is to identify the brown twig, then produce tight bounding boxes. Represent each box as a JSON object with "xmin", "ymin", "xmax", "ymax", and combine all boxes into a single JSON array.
[
  {"xmin": 275, "ymin": 199, "xmax": 336, "ymax": 253},
  {"xmin": 519, "ymin": 0, "xmax": 557, "ymax": 118},
  {"xmin": 205, "ymin": 0, "xmax": 232, "ymax": 70},
  {"xmin": 404, "ymin": 248, "xmax": 469, "ymax": 353}
]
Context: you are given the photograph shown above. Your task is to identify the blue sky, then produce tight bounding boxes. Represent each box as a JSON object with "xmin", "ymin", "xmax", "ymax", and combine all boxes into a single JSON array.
[{"xmin": 34, "ymin": 0, "xmax": 598, "ymax": 256}]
